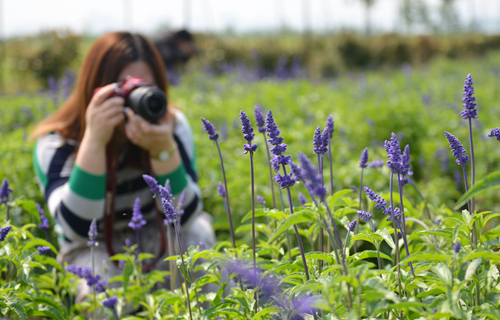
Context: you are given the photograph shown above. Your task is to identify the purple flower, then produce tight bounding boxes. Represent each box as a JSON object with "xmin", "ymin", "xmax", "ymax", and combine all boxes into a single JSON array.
[
  {"xmin": 359, "ymin": 147, "xmax": 368, "ymax": 168},
  {"xmin": 36, "ymin": 246, "xmax": 50, "ymax": 255},
  {"xmin": 445, "ymin": 131, "xmax": 469, "ymax": 165},
  {"xmin": 367, "ymin": 160, "xmax": 384, "ymax": 168},
  {"xmin": 313, "ymin": 127, "xmax": 326, "ymax": 155},
  {"xmin": 401, "ymin": 145, "xmax": 411, "ymax": 176},
  {"xmin": 326, "ymin": 115, "xmax": 334, "ymax": 139},
  {"xmin": 348, "ymin": 220, "xmax": 357, "ymax": 232},
  {"xmin": 298, "ymin": 193, "xmax": 307, "ymax": 205},
  {"xmin": 265, "ymin": 110, "xmax": 285, "ymax": 148},
  {"xmin": 201, "ymin": 118, "xmax": 220, "ymax": 141},
  {"xmin": 488, "ymin": 128, "xmax": 500, "ymax": 142},
  {"xmin": 254, "ymin": 106, "xmax": 266, "ymax": 133},
  {"xmin": 199, "ymin": 242, "xmax": 206, "ymax": 249},
  {"xmin": 88, "ymin": 219, "xmax": 97, "ymax": 246},
  {"xmin": 240, "ymin": 111, "xmax": 257, "ymax": 153},
  {"xmin": 321, "ymin": 127, "xmax": 329, "ymax": 153},
  {"xmin": 274, "ymin": 172, "xmax": 296, "ymax": 188},
  {"xmin": 218, "ymin": 181, "xmax": 225, "ymax": 198},
  {"xmin": 162, "ymin": 198, "xmax": 177, "ymax": 223},
  {"xmin": 143, "ymin": 174, "xmax": 159, "ymax": 195},
  {"xmin": 103, "ymin": 296, "xmax": 118, "ymax": 308},
  {"xmin": 291, "ymin": 294, "xmax": 318, "ymax": 315},
  {"xmin": 385, "ymin": 133, "xmax": 402, "ymax": 173},
  {"xmin": 66, "ymin": 265, "xmax": 93, "ymax": 279},
  {"xmin": 0, "ymin": 226, "xmax": 12, "ymax": 242},
  {"xmin": 383, "ymin": 206, "xmax": 400, "ymax": 222},
  {"xmin": 95, "ymin": 279, "xmax": 107, "ymax": 293},
  {"xmin": 159, "ymin": 185, "xmax": 173, "ymax": 202},
  {"xmin": 36, "ymin": 203, "xmax": 49, "ymax": 231},
  {"xmin": 298, "ymin": 153, "xmax": 326, "ymax": 198},
  {"xmin": 0, "ymin": 178, "xmax": 12, "ymax": 204},
  {"xmin": 129, "ymin": 197, "xmax": 146, "ymax": 230},
  {"xmin": 364, "ymin": 187, "xmax": 387, "ymax": 211},
  {"xmin": 453, "ymin": 241, "xmax": 461, "ymax": 253},
  {"xmin": 257, "ymin": 195, "xmax": 265, "ymax": 207},
  {"xmin": 358, "ymin": 210, "xmax": 372, "ymax": 222},
  {"xmin": 125, "ymin": 238, "xmax": 131, "ymax": 247},
  {"xmin": 217, "ymin": 263, "xmax": 221, "ymax": 270},
  {"xmin": 461, "ymin": 74, "xmax": 477, "ymax": 119}
]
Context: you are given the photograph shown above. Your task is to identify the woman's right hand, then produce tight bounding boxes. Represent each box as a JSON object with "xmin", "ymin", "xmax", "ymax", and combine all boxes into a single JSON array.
[{"xmin": 83, "ymin": 84, "xmax": 126, "ymax": 147}]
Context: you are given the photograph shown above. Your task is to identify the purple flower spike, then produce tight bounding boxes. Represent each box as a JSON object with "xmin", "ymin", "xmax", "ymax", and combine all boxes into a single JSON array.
[
  {"xmin": 453, "ymin": 241, "xmax": 461, "ymax": 253},
  {"xmin": 385, "ymin": 133, "xmax": 402, "ymax": 173},
  {"xmin": 401, "ymin": 145, "xmax": 411, "ymax": 176},
  {"xmin": 348, "ymin": 220, "xmax": 357, "ymax": 232},
  {"xmin": 0, "ymin": 226, "xmax": 12, "ymax": 242},
  {"xmin": 240, "ymin": 111, "xmax": 257, "ymax": 153},
  {"xmin": 159, "ymin": 185, "xmax": 173, "ymax": 202},
  {"xmin": 199, "ymin": 242, "xmax": 206, "ymax": 249},
  {"xmin": 143, "ymin": 174, "xmax": 159, "ymax": 196},
  {"xmin": 36, "ymin": 203, "xmax": 49, "ymax": 231},
  {"xmin": 125, "ymin": 238, "xmax": 131, "ymax": 247},
  {"xmin": 201, "ymin": 117, "xmax": 220, "ymax": 141},
  {"xmin": 358, "ymin": 210, "xmax": 372, "ymax": 221},
  {"xmin": 367, "ymin": 160, "xmax": 384, "ymax": 168},
  {"xmin": 162, "ymin": 198, "xmax": 177, "ymax": 223},
  {"xmin": 359, "ymin": 147, "xmax": 369, "ymax": 168},
  {"xmin": 36, "ymin": 246, "xmax": 50, "ymax": 255},
  {"xmin": 461, "ymin": 74, "xmax": 477, "ymax": 119},
  {"xmin": 274, "ymin": 172, "xmax": 296, "ymax": 188},
  {"xmin": 103, "ymin": 296, "xmax": 118, "ymax": 308},
  {"xmin": 254, "ymin": 106, "xmax": 266, "ymax": 133},
  {"xmin": 488, "ymin": 128, "xmax": 500, "ymax": 142},
  {"xmin": 129, "ymin": 197, "xmax": 146, "ymax": 230},
  {"xmin": 364, "ymin": 187, "xmax": 387, "ymax": 211},
  {"xmin": 88, "ymin": 219, "xmax": 97, "ymax": 246},
  {"xmin": 217, "ymin": 181, "xmax": 226, "ymax": 198},
  {"xmin": 257, "ymin": 195, "xmax": 265, "ymax": 206},
  {"xmin": 95, "ymin": 279, "xmax": 107, "ymax": 292},
  {"xmin": 0, "ymin": 178, "xmax": 12, "ymax": 204},
  {"xmin": 321, "ymin": 127, "xmax": 329, "ymax": 153},
  {"xmin": 299, "ymin": 193, "xmax": 307, "ymax": 205},
  {"xmin": 326, "ymin": 115, "xmax": 334, "ymax": 139},
  {"xmin": 445, "ymin": 132, "xmax": 469, "ymax": 165},
  {"xmin": 313, "ymin": 127, "xmax": 325, "ymax": 155}
]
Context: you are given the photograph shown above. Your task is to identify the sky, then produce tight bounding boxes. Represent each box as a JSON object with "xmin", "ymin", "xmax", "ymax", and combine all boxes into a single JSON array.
[{"xmin": 1, "ymin": 0, "xmax": 499, "ymax": 38}]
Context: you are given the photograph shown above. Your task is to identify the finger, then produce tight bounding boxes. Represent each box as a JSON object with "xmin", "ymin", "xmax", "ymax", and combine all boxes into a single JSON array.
[
  {"xmin": 99, "ymin": 105, "xmax": 126, "ymax": 120},
  {"xmin": 108, "ymin": 113, "xmax": 126, "ymax": 127},
  {"xmin": 98, "ymin": 97, "xmax": 125, "ymax": 111},
  {"xmin": 90, "ymin": 83, "xmax": 119, "ymax": 108}
]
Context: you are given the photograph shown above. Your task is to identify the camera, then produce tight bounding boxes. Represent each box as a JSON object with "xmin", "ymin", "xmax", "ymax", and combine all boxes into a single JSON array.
[{"xmin": 96, "ymin": 77, "xmax": 167, "ymax": 122}]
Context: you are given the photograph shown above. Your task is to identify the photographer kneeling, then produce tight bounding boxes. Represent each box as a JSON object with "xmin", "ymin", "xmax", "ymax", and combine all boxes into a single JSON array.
[{"xmin": 31, "ymin": 32, "xmax": 215, "ymax": 299}]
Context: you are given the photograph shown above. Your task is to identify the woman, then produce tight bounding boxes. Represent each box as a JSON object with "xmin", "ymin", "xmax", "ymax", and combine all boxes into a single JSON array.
[{"xmin": 31, "ymin": 32, "xmax": 215, "ymax": 286}]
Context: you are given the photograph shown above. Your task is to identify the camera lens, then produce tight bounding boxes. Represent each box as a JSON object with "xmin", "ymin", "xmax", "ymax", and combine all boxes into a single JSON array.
[{"xmin": 147, "ymin": 95, "xmax": 163, "ymax": 113}]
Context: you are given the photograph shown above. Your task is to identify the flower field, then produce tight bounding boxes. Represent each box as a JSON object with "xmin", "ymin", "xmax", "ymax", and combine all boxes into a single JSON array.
[{"xmin": 1, "ymin": 51, "xmax": 500, "ymax": 319}]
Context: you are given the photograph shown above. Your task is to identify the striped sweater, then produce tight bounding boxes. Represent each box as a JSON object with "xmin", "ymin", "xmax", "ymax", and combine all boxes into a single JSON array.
[{"xmin": 33, "ymin": 110, "xmax": 202, "ymax": 244}]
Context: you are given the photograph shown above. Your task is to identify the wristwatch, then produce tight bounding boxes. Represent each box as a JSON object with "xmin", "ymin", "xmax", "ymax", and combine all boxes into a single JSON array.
[{"xmin": 156, "ymin": 144, "xmax": 178, "ymax": 162}]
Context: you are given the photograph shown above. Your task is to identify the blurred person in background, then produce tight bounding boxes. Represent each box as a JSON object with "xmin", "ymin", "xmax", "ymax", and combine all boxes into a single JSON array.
[
  {"xmin": 30, "ymin": 31, "xmax": 215, "ymax": 299},
  {"xmin": 154, "ymin": 29, "xmax": 196, "ymax": 71}
]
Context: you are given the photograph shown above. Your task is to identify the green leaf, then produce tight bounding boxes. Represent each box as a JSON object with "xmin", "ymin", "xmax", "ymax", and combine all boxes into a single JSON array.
[
  {"xmin": 252, "ymin": 307, "xmax": 281, "ymax": 320},
  {"xmin": 138, "ymin": 253, "xmax": 155, "ymax": 261},
  {"xmin": 374, "ymin": 229, "xmax": 395, "ymax": 249},
  {"xmin": 7, "ymin": 302, "xmax": 28, "ymax": 320},
  {"xmin": 327, "ymin": 189, "xmax": 353, "ymax": 208},
  {"xmin": 23, "ymin": 238, "xmax": 57, "ymax": 254},
  {"xmin": 454, "ymin": 171, "xmax": 500, "ymax": 209},
  {"xmin": 350, "ymin": 233, "xmax": 375, "ymax": 245},
  {"xmin": 241, "ymin": 208, "xmax": 268, "ymax": 223},
  {"xmin": 267, "ymin": 211, "xmax": 315, "ymax": 243},
  {"xmin": 352, "ymin": 250, "xmax": 392, "ymax": 262},
  {"xmin": 465, "ymin": 258, "xmax": 482, "ymax": 281},
  {"xmin": 37, "ymin": 305, "xmax": 65, "ymax": 320},
  {"xmin": 304, "ymin": 251, "xmax": 334, "ymax": 263},
  {"xmin": 418, "ymin": 229, "xmax": 453, "ymax": 240},
  {"xmin": 123, "ymin": 262, "xmax": 133, "ymax": 292},
  {"xmin": 402, "ymin": 252, "xmax": 448, "ymax": 263},
  {"xmin": 34, "ymin": 255, "xmax": 64, "ymax": 274},
  {"xmin": 463, "ymin": 251, "xmax": 500, "ymax": 262},
  {"xmin": 34, "ymin": 296, "xmax": 67, "ymax": 317}
]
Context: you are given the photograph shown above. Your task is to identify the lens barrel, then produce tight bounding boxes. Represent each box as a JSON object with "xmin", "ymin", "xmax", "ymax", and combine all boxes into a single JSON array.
[{"xmin": 128, "ymin": 87, "xmax": 167, "ymax": 122}]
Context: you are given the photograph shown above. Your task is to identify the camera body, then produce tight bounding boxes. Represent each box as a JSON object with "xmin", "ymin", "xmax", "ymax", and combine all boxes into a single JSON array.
[{"xmin": 96, "ymin": 77, "xmax": 167, "ymax": 122}]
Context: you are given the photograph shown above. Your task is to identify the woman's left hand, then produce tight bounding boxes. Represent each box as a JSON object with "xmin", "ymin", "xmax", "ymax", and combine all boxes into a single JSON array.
[{"xmin": 124, "ymin": 107, "xmax": 176, "ymax": 158}]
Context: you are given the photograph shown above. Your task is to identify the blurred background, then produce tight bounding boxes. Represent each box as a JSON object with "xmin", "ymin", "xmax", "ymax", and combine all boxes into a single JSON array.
[
  {"xmin": 2, "ymin": 0, "xmax": 500, "ymax": 233},
  {"xmin": 1, "ymin": 0, "xmax": 500, "ymax": 92}
]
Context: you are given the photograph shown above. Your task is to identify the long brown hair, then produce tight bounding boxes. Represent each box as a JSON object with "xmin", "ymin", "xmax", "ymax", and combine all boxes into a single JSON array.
[{"xmin": 32, "ymin": 32, "xmax": 168, "ymax": 141}]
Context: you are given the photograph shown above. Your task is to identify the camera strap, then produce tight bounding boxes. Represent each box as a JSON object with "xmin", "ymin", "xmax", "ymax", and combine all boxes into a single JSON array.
[{"xmin": 104, "ymin": 144, "xmax": 168, "ymax": 271}]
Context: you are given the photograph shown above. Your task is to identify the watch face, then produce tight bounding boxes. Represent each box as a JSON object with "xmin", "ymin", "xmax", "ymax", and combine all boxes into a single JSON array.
[{"xmin": 159, "ymin": 151, "xmax": 170, "ymax": 161}]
